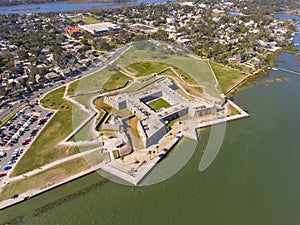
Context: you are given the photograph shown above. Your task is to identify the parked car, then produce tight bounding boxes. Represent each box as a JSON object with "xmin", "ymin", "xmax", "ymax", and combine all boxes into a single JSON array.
[
  {"xmin": 0, "ymin": 152, "xmax": 7, "ymax": 157},
  {"xmin": 3, "ymin": 166, "xmax": 12, "ymax": 170},
  {"xmin": 8, "ymin": 160, "xmax": 16, "ymax": 165},
  {"xmin": 11, "ymin": 194, "xmax": 19, "ymax": 199}
]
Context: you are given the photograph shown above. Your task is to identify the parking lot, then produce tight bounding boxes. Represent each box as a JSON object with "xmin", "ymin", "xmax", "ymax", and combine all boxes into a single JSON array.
[{"xmin": 0, "ymin": 104, "xmax": 54, "ymax": 178}]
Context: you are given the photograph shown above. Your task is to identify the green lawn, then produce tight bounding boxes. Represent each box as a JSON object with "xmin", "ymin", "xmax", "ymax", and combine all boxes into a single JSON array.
[
  {"xmin": 128, "ymin": 116, "xmax": 140, "ymax": 138},
  {"xmin": 102, "ymin": 71, "xmax": 131, "ymax": 91},
  {"xmin": 127, "ymin": 116, "xmax": 143, "ymax": 149},
  {"xmin": 67, "ymin": 43, "xmax": 221, "ymax": 102},
  {"xmin": 94, "ymin": 97, "xmax": 112, "ymax": 114},
  {"xmin": 67, "ymin": 80, "xmax": 79, "ymax": 96},
  {"xmin": 1, "ymin": 157, "xmax": 90, "ymax": 200},
  {"xmin": 159, "ymin": 67, "xmax": 177, "ymax": 77},
  {"xmin": 67, "ymin": 70, "xmax": 131, "ymax": 97},
  {"xmin": 126, "ymin": 61, "xmax": 169, "ymax": 77},
  {"xmin": 148, "ymin": 98, "xmax": 171, "ymax": 111},
  {"xmin": 192, "ymin": 86, "xmax": 204, "ymax": 94},
  {"xmin": 40, "ymin": 86, "xmax": 68, "ymax": 109},
  {"xmin": 116, "ymin": 46, "xmax": 220, "ymax": 98},
  {"xmin": 210, "ymin": 61, "xmax": 246, "ymax": 93},
  {"xmin": 173, "ymin": 67, "xmax": 198, "ymax": 85},
  {"xmin": 11, "ymin": 87, "xmax": 88, "ymax": 176},
  {"xmin": 70, "ymin": 68, "xmax": 114, "ymax": 95},
  {"xmin": 227, "ymin": 103, "xmax": 240, "ymax": 116},
  {"xmin": 71, "ymin": 16, "xmax": 99, "ymax": 24},
  {"xmin": 1, "ymin": 151, "xmax": 105, "ymax": 201}
]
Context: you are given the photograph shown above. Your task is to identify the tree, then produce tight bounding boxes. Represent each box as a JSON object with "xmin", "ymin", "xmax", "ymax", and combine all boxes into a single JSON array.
[{"xmin": 148, "ymin": 150, "xmax": 152, "ymax": 160}]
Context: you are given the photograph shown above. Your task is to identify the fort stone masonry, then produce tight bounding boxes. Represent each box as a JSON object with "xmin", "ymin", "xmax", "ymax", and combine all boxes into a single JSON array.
[{"xmin": 104, "ymin": 78, "xmax": 216, "ymax": 148}]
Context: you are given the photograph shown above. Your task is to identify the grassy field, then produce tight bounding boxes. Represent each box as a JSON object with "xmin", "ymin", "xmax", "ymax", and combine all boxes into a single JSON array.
[
  {"xmin": 71, "ymin": 16, "xmax": 99, "ymax": 24},
  {"xmin": 128, "ymin": 116, "xmax": 140, "ymax": 138},
  {"xmin": 67, "ymin": 80, "xmax": 79, "ymax": 96},
  {"xmin": 173, "ymin": 67, "xmax": 198, "ymax": 85},
  {"xmin": 40, "ymin": 86, "xmax": 69, "ymax": 109},
  {"xmin": 159, "ymin": 67, "xmax": 177, "ymax": 77},
  {"xmin": 72, "ymin": 94, "xmax": 95, "ymax": 109},
  {"xmin": 1, "ymin": 157, "xmax": 90, "ymax": 200},
  {"xmin": 192, "ymin": 86, "xmax": 204, "ymax": 94},
  {"xmin": 1, "ymin": 151, "xmax": 105, "ymax": 201},
  {"xmin": 70, "ymin": 68, "xmax": 113, "ymax": 95},
  {"xmin": 68, "ymin": 70, "xmax": 130, "ymax": 99},
  {"xmin": 148, "ymin": 98, "xmax": 171, "ymax": 111},
  {"xmin": 115, "ymin": 46, "xmax": 220, "ymax": 98},
  {"xmin": 94, "ymin": 97, "xmax": 112, "ymax": 114},
  {"xmin": 127, "ymin": 116, "xmax": 143, "ymax": 149},
  {"xmin": 126, "ymin": 61, "xmax": 169, "ymax": 77},
  {"xmin": 11, "ymin": 87, "xmax": 88, "ymax": 176},
  {"xmin": 71, "ymin": 44, "xmax": 220, "ymax": 98},
  {"xmin": 102, "ymin": 71, "xmax": 131, "ymax": 91},
  {"xmin": 227, "ymin": 103, "xmax": 240, "ymax": 116},
  {"xmin": 73, "ymin": 118, "xmax": 96, "ymax": 142},
  {"xmin": 210, "ymin": 61, "xmax": 246, "ymax": 93}
]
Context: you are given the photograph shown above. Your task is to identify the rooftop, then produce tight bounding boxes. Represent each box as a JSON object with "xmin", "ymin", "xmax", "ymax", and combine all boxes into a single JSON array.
[{"xmin": 78, "ymin": 22, "xmax": 121, "ymax": 34}]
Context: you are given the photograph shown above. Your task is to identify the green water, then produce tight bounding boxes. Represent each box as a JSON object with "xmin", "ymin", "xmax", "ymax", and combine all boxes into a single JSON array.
[{"xmin": 1, "ymin": 52, "xmax": 300, "ymax": 224}]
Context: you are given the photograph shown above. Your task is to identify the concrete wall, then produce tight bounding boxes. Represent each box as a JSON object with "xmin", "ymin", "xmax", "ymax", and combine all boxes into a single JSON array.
[
  {"xmin": 161, "ymin": 106, "xmax": 189, "ymax": 122},
  {"xmin": 145, "ymin": 125, "xmax": 168, "ymax": 148},
  {"xmin": 188, "ymin": 106, "xmax": 216, "ymax": 117},
  {"xmin": 102, "ymin": 114, "xmax": 122, "ymax": 130},
  {"xmin": 140, "ymin": 91, "xmax": 162, "ymax": 103},
  {"xmin": 104, "ymin": 96, "xmax": 127, "ymax": 110},
  {"xmin": 137, "ymin": 120, "xmax": 168, "ymax": 148}
]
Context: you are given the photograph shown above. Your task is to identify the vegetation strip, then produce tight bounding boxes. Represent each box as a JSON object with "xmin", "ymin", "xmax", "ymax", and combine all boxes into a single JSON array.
[
  {"xmin": 0, "ymin": 216, "xmax": 24, "ymax": 225},
  {"xmin": 32, "ymin": 179, "xmax": 108, "ymax": 217},
  {"xmin": 0, "ymin": 107, "xmax": 21, "ymax": 128}
]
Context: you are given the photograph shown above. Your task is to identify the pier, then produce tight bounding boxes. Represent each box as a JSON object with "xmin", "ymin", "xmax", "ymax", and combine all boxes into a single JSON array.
[{"xmin": 273, "ymin": 67, "xmax": 300, "ymax": 76}]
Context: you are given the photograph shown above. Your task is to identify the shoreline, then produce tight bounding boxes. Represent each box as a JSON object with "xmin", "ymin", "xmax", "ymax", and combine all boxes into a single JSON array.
[
  {"xmin": 0, "ymin": 100, "xmax": 249, "ymax": 210},
  {"xmin": 0, "ymin": 48, "xmax": 298, "ymax": 211},
  {"xmin": 225, "ymin": 48, "xmax": 298, "ymax": 97},
  {"xmin": 0, "ymin": 11, "xmax": 299, "ymax": 211},
  {"xmin": 0, "ymin": 164, "xmax": 101, "ymax": 211}
]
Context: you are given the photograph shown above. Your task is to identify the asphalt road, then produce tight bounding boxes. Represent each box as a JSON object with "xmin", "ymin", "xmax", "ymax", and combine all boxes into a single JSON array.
[
  {"xmin": 0, "ymin": 43, "xmax": 131, "ymax": 177},
  {"xmin": 0, "ymin": 44, "xmax": 131, "ymax": 123}
]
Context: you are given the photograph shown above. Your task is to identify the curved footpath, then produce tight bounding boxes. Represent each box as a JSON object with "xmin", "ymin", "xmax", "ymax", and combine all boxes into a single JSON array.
[
  {"xmin": 0, "ymin": 45, "xmax": 251, "ymax": 210},
  {"xmin": 0, "ymin": 44, "xmax": 132, "ymax": 210}
]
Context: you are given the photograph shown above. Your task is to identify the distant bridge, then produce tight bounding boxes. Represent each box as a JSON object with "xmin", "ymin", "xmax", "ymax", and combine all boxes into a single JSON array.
[{"xmin": 272, "ymin": 67, "xmax": 300, "ymax": 76}]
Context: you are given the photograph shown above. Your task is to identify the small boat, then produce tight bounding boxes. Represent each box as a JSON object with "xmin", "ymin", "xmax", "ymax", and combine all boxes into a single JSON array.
[{"xmin": 272, "ymin": 67, "xmax": 278, "ymax": 71}]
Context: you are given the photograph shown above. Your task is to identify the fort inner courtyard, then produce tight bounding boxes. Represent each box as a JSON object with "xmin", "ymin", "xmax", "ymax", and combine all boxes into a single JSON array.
[{"xmin": 92, "ymin": 64, "xmax": 248, "ymax": 185}]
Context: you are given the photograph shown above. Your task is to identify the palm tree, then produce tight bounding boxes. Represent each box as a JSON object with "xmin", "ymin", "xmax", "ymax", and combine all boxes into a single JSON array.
[
  {"xmin": 169, "ymin": 132, "xmax": 173, "ymax": 140},
  {"xmin": 148, "ymin": 150, "xmax": 152, "ymax": 160}
]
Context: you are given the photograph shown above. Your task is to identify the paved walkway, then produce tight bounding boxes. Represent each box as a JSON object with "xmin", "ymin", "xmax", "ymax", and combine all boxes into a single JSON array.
[
  {"xmin": 0, "ymin": 44, "xmax": 133, "ymax": 209},
  {"xmin": 0, "ymin": 147, "xmax": 102, "ymax": 186},
  {"xmin": 0, "ymin": 162, "xmax": 103, "ymax": 210}
]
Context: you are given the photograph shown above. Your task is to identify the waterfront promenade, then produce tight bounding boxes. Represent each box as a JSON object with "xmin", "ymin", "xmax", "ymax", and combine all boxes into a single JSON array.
[{"xmin": 100, "ymin": 100, "xmax": 249, "ymax": 185}]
